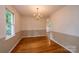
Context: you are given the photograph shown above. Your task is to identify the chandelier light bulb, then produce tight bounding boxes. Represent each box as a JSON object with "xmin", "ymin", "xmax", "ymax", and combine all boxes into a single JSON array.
[{"xmin": 33, "ymin": 8, "xmax": 42, "ymax": 20}]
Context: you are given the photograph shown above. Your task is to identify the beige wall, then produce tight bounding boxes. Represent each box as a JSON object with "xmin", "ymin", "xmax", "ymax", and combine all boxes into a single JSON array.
[
  {"xmin": 0, "ymin": 5, "xmax": 21, "ymax": 52},
  {"xmin": 49, "ymin": 5, "xmax": 79, "ymax": 52},
  {"xmin": 21, "ymin": 16, "xmax": 46, "ymax": 30},
  {"xmin": 50, "ymin": 6, "xmax": 79, "ymax": 37},
  {"xmin": 21, "ymin": 16, "xmax": 47, "ymax": 37},
  {"xmin": 0, "ymin": 6, "xmax": 6, "ymax": 38}
]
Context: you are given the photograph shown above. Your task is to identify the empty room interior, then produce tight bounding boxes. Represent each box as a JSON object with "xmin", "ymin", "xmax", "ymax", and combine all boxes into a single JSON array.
[{"xmin": 0, "ymin": 5, "xmax": 79, "ymax": 53}]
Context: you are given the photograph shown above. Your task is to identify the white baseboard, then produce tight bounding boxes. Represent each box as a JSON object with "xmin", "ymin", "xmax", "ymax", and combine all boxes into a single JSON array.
[
  {"xmin": 9, "ymin": 38, "xmax": 22, "ymax": 53},
  {"xmin": 50, "ymin": 38, "xmax": 72, "ymax": 53},
  {"xmin": 9, "ymin": 35, "xmax": 46, "ymax": 53}
]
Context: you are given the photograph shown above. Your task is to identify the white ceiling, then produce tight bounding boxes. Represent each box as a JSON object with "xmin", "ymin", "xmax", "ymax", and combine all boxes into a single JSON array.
[{"xmin": 13, "ymin": 5, "xmax": 65, "ymax": 18}]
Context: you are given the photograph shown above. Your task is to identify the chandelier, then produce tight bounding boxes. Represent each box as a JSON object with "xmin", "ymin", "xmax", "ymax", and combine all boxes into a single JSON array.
[{"xmin": 33, "ymin": 8, "xmax": 42, "ymax": 20}]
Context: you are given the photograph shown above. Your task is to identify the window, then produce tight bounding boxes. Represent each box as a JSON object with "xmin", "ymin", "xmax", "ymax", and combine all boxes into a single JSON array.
[
  {"xmin": 5, "ymin": 9, "xmax": 15, "ymax": 39},
  {"xmin": 46, "ymin": 19, "xmax": 53, "ymax": 32}
]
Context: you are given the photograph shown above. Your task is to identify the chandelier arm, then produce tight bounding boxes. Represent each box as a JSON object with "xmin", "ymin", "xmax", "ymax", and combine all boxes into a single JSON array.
[{"xmin": 33, "ymin": 8, "xmax": 42, "ymax": 20}]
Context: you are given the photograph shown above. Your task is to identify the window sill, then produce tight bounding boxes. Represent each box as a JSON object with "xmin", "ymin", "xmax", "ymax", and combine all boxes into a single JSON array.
[{"xmin": 5, "ymin": 34, "xmax": 15, "ymax": 40}]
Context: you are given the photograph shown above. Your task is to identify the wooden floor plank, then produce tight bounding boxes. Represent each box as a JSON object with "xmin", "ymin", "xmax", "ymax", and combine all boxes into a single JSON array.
[{"xmin": 11, "ymin": 36, "xmax": 70, "ymax": 53}]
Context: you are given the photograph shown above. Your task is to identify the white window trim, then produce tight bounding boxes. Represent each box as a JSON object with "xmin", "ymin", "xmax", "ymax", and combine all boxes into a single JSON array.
[{"xmin": 5, "ymin": 8, "xmax": 15, "ymax": 40}]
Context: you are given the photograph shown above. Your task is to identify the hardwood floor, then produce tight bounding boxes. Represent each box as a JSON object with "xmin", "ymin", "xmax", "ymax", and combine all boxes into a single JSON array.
[{"xmin": 11, "ymin": 36, "xmax": 70, "ymax": 53}]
